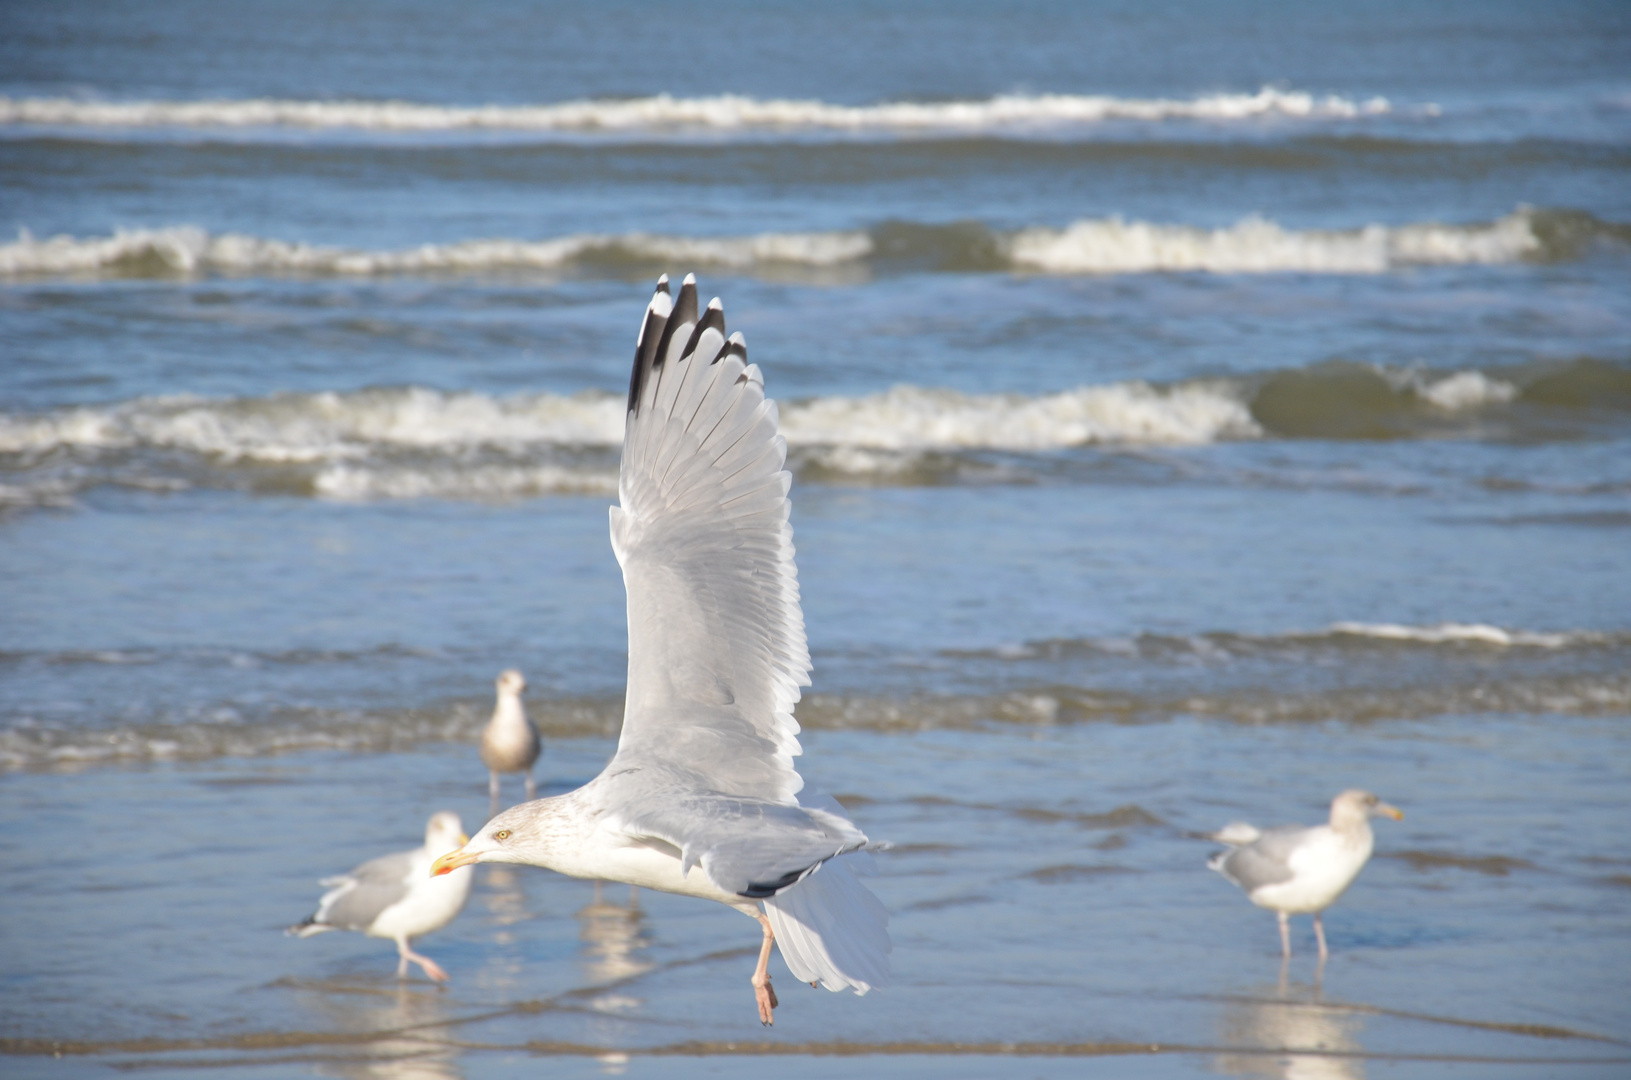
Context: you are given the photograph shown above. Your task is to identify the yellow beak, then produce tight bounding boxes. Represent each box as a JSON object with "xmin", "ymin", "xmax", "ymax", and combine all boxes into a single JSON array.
[
  {"xmin": 1378, "ymin": 803, "xmax": 1404, "ymax": 821},
  {"xmin": 431, "ymin": 845, "xmax": 479, "ymax": 876}
]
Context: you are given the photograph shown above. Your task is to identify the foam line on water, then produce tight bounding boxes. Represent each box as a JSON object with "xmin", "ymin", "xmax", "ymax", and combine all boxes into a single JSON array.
[
  {"xmin": 0, "ymin": 226, "xmax": 872, "ymax": 276},
  {"xmin": 1007, "ymin": 210, "xmax": 1544, "ymax": 273},
  {"xmin": 0, "ymin": 88, "xmax": 1399, "ymax": 133},
  {"xmin": 1326, "ymin": 622, "xmax": 1589, "ymax": 648},
  {"xmin": 0, "ymin": 208, "xmax": 1577, "ymax": 280},
  {"xmin": 5, "ymin": 661, "xmax": 1627, "ymax": 771},
  {"xmin": 966, "ymin": 624, "xmax": 1623, "ymax": 661}
]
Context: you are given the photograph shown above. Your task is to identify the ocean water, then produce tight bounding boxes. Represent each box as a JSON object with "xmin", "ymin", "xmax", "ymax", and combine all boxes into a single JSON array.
[{"xmin": 2, "ymin": 2, "xmax": 1630, "ymax": 1077}]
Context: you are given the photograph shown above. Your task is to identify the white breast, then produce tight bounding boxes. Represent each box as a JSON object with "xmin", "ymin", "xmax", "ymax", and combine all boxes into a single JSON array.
[
  {"xmin": 367, "ymin": 855, "xmax": 473, "ymax": 939},
  {"xmin": 1248, "ymin": 828, "xmax": 1373, "ymax": 915}
]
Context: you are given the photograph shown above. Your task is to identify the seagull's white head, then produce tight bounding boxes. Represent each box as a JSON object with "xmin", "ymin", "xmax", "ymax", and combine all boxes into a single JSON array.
[
  {"xmin": 1331, "ymin": 789, "xmax": 1403, "ymax": 829},
  {"xmin": 424, "ymin": 810, "xmax": 470, "ymax": 858},
  {"xmin": 430, "ymin": 800, "xmax": 556, "ymax": 875},
  {"xmin": 496, "ymin": 669, "xmax": 526, "ymax": 698}
]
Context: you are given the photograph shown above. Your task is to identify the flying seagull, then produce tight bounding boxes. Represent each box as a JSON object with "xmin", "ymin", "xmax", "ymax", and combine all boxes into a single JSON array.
[
  {"xmin": 289, "ymin": 811, "xmax": 473, "ymax": 981},
  {"xmin": 481, "ymin": 668, "xmax": 541, "ymax": 813},
  {"xmin": 1208, "ymin": 789, "xmax": 1402, "ymax": 959},
  {"xmin": 432, "ymin": 275, "xmax": 890, "ymax": 1024}
]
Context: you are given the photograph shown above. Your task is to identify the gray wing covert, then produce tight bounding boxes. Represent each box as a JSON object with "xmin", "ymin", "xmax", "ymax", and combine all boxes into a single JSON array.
[
  {"xmin": 608, "ymin": 769, "xmax": 866, "ymax": 899},
  {"xmin": 609, "ymin": 275, "xmax": 810, "ymax": 804},
  {"xmin": 314, "ymin": 849, "xmax": 415, "ymax": 931},
  {"xmin": 1214, "ymin": 825, "xmax": 1308, "ymax": 892}
]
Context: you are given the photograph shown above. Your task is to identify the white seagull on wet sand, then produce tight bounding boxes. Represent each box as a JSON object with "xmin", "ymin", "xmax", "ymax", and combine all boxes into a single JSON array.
[
  {"xmin": 289, "ymin": 811, "xmax": 473, "ymax": 982},
  {"xmin": 1208, "ymin": 789, "xmax": 1403, "ymax": 959},
  {"xmin": 433, "ymin": 275, "xmax": 890, "ymax": 1025},
  {"xmin": 481, "ymin": 668, "xmax": 541, "ymax": 813}
]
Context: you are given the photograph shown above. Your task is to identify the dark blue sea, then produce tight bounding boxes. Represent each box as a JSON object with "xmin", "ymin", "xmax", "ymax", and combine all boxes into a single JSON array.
[{"xmin": 2, "ymin": 2, "xmax": 1629, "ymax": 1077}]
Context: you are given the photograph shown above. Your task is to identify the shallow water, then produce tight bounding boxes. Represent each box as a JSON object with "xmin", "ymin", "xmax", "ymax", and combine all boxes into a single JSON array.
[{"xmin": 3, "ymin": 1, "xmax": 1630, "ymax": 1076}]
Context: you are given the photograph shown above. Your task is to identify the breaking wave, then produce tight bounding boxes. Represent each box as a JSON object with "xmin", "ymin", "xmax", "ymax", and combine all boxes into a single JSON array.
[
  {"xmin": 2, "ymin": 357, "xmax": 1621, "ymax": 507},
  {"xmin": 0, "ymin": 696, "xmax": 624, "ymax": 772},
  {"xmin": 0, "ymin": 225, "xmax": 872, "ymax": 277},
  {"xmin": 1005, "ymin": 210, "xmax": 1543, "ymax": 274},
  {"xmin": 0, "ymin": 88, "xmax": 1400, "ymax": 136},
  {"xmin": 960, "ymin": 623, "xmax": 1626, "ymax": 662},
  {"xmin": 3, "ymin": 208, "xmax": 1608, "ymax": 281}
]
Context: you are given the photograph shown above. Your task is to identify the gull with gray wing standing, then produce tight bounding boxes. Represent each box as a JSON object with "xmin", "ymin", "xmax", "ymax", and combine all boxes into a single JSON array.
[
  {"xmin": 289, "ymin": 811, "xmax": 473, "ymax": 982},
  {"xmin": 1209, "ymin": 789, "xmax": 1403, "ymax": 960}
]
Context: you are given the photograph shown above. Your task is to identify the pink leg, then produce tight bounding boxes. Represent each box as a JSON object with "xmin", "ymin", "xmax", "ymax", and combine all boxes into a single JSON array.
[
  {"xmin": 489, "ymin": 771, "xmax": 501, "ymax": 816},
  {"xmin": 751, "ymin": 912, "xmax": 779, "ymax": 1026},
  {"xmin": 1278, "ymin": 911, "xmax": 1292, "ymax": 958},
  {"xmin": 396, "ymin": 937, "xmax": 449, "ymax": 983},
  {"xmin": 1314, "ymin": 913, "xmax": 1329, "ymax": 961},
  {"xmin": 524, "ymin": 771, "xmax": 536, "ymax": 802}
]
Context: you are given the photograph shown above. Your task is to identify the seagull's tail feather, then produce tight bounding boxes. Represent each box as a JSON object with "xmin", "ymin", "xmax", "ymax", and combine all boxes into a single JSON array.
[
  {"xmin": 1212, "ymin": 822, "xmax": 1262, "ymax": 846},
  {"xmin": 1207, "ymin": 848, "xmax": 1246, "ymax": 889},
  {"xmin": 285, "ymin": 915, "xmax": 334, "ymax": 938},
  {"xmin": 763, "ymin": 853, "xmax": 891, "ymax": 995}
]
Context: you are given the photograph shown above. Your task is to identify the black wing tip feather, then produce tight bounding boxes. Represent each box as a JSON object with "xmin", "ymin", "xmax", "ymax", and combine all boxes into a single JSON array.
[
  {"xmin": 646, "ymin": 276, "xmax": 699, "ymax": 384},
  {"xmin": 627, "ymin": 275, "xmax": 736, "ymax": 415},
  {"xmin": 680, "ymin": 298, "xmax": 728, "ymax": 360},
  {"xmin": 627, "ymin": 306, "xmax": 666, "ymax": 414},
  {"xmin": 627, "ymin": 276, "xmax": 676, "ymax": 414}
]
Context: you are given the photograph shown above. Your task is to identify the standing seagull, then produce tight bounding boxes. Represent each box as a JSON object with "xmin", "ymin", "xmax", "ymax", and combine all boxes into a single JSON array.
[
  {"xmin": 433, "ymin": 275, "xmax": 890, "ymax": 1025},
  {"xmin": 289, "ymin": 811, "xmax": 474, "ymax": 982},
  {"xmin": 481, "ymin": 668, "xmax": 541, "ymax": 814},
  {"xmin": 1209, "ymin": 789, "xmax": 1403, "ymax": 960}
]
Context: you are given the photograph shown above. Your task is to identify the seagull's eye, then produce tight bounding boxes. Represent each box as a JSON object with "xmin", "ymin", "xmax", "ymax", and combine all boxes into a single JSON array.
[{"xmin": 494, "ymin": 829, "xmax": 511, "ymax": 841}]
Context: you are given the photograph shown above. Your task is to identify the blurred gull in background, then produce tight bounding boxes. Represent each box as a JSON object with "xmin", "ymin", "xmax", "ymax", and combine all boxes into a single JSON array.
[
  {"xmin": 480, "ymin": 668, "xmax": 541, "ymax": 815},
  {"xmin": 1209, "ymin": 789, "xmax": 1403, "ymax": 959},
  {"xmin": 288, "ymin": 811, "xmax": 473, "ymax": 982}
]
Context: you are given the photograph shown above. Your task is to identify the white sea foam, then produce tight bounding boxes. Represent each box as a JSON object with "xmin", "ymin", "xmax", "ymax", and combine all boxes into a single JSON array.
[
  {"xmin": 0, "ymin": 225, "xmax": 871, "ymax": 277},
  {"xmin": 313, "ymin": 462, "xmax": 617, "ymax": 501},
  {"xmin": 0, "ymin": 88, "xmax": 1394, "ymax": 134},
  {"xmin": 0, "ymin": 388, "xmax": 626, "ymax": 462},
  {"xmin": 1327, "ymin": 622, "xmax": 1596, "ymax": 648},
  {"xmin": 1366, "ymin": 365, "xmax": 1521, "ymax": 411},
  {"xmin": 0, "ymin": 210, "xmax": 1547, "ymax": 281},
  {"xmin": 0, "ymin": 381, "xmax": 1259, "ymax": 468},
  {"xmin": 782, "ymin": 383, "xmax": 1262, "ymax": 450},
  {"xmin": 1007, "ymin": 210, "xmax": 1541, "ymax": 274},
  {"xmin": 1416, "ymin": 371, "xmax": 1519, "ymax": 410}
]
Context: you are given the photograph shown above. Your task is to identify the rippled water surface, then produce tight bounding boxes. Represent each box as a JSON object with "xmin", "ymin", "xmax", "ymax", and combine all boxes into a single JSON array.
[{"xmin": 2, "ymin": 2, "xmax": 1629, "ymax": 1077}]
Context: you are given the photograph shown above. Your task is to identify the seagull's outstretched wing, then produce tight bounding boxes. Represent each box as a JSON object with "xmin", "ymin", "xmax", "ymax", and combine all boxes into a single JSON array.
[
  {"xmin": 601, "ymin": 275, "xmax": 890, "ymax": 996},
  {"xmin": 607, "ymin": 274, "xmax": 810, "ymax": 805}
]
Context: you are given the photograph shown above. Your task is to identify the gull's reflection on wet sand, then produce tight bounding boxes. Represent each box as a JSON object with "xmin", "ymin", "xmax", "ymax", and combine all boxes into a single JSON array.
[
  {"xmin": 1215, "ymin": 970, "xmax": 1366, "ymax": 1080},
  {"xmin": 300, "ymin": 980, "xmax": 463, "ymax": 1080},
  {"xmin": 578, "ymin": 881, "xmax": 652, "ymax": 986}
]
